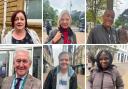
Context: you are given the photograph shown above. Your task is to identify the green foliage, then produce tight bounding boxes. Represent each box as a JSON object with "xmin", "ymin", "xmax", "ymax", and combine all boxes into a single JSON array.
[
  {"xmin": 115, "ymin": 9, "xmax": 128, "ymax": 28},
  {"xmin": 86, "ymin": 0, "xmax": 107, "ymax": 24},
  {"xmin": 71, "ymin": 10, "xmax": 85, "ymax": 27},
  {"xmin": 43, "ymin": 0, "xmax": 58, "ymax": 26}
]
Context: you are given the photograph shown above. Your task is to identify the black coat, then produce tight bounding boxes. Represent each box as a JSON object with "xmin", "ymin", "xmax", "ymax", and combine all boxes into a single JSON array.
[{"xmin": 43, "ymin": 67, "xmax": 77, "ymax": 89}]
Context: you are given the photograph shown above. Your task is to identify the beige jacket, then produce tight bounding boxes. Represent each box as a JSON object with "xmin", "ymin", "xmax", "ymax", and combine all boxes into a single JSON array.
[{"xmin": 1, "ymin": 74, "xmax": 42, "ymax": 89}]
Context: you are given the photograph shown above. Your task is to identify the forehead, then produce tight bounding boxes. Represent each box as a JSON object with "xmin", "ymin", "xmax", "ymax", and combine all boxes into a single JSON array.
[
  {"xmin": 59, "ymin": 54, "xmax": 69, "ymax": 59},
  {"xmin": 99, "ymin": 52, "xmax": 109, "ymax": 57},
  {"xmin": 15, "ymin": 12, "xmax": 25, "ymax": 17},
  {"xmin": 61, "ymin": 13, "xmax": 70, "ymax": 19},
  {"xmin": 15, "ymin": 51, "xmax": 29, "ymax": 59},
  {"xmin": 104, "ymin": 10, "xmax": 115, "ymax": 16}
]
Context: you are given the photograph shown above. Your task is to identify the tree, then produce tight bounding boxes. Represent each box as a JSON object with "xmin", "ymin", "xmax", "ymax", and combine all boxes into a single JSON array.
[
  {"xmin": 86, "ymin": 0, "xmax": 107, "ymax": 25},
  {"xmin": 43, "ymin": 0, "xmax": 58, "ymax": 26},
  {"xmin": 71, "ymin": 10, "xmax": 85, "ymax": 27},
  {"xmin": 115, "ymin": 9, "xmax": 128, "ymax": 28}
]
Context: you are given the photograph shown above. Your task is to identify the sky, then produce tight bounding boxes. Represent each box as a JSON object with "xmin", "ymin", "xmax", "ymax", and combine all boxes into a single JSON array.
[
  {"xmin": 52, "ymin": 45, "xmax": 63, "ymax": 66},
  {"xmin": 113, "ymin": 0, "xmax": 128, "ymax": 20},
  {"xmin": 49, "ymin": 0, "xmax": 85, "ymax": 14}
]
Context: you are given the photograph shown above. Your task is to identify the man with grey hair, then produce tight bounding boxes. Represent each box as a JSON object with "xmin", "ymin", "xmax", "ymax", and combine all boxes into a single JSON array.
[
  {"xmin": 44, "ymin": 51, "xmax": 77, "ymax": 89},
  {"xmin": 1, "ymin": 48, "xmax": 41, "ymax": 89},
  {"xmin": 87, "ymin": 9, "xmax": 119, "ymax": 44}
]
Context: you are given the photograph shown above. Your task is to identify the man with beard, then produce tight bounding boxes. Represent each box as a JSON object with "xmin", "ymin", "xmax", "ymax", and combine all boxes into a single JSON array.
[
  {"xmin": 87, "ymin": 50, "xmax": 124, "ymax": 89},
  {"xmin": 44, "ymin": 51, "xmax": 77, "ymax": 89},
  {"xmin": 87, "ymin": 10, "xmax": 119, "ymax": 44}
]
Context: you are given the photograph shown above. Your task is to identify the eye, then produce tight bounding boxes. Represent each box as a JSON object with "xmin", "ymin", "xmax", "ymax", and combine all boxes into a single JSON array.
[
  {"xmin": 16, "ymin": 59, "xmax": 21, "ymax": 63},
  {"xmin": 15, "ymin": 18, "xmax": 19, "ymax": 21},
  {"xmin": 22, "ymin": 60, "xmax": 28, "ymax": 63}
]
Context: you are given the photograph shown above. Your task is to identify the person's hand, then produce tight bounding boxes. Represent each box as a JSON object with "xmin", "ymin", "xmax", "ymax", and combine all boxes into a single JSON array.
[{"xmin": 52, "ymin": 31, "xmax": 62, "ymax": 43}]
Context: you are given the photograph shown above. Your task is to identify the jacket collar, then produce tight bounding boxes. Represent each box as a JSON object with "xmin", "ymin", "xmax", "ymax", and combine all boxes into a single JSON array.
[{"xmin": 53, "ymin": 65, "xmax": 75, "ymax": 77}]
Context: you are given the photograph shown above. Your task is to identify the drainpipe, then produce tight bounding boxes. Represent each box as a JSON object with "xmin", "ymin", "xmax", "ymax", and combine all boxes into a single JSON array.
[{"xmin": 1, "ymin": 0, "xmax": 7, "ymax": 42}]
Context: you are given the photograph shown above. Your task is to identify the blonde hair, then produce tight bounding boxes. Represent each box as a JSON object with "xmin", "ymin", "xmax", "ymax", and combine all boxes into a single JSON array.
[{"xmin": 57, "ymin": 10, "xmax": 72, "ymax": 27}]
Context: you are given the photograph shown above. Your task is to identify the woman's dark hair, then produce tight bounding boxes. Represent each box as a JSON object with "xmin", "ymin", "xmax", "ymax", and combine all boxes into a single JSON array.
[
  {"xmin": 11, "ymin": 10, "xmax": 28, "ymax": 28},
  {"xmin": 96, "ymin": 49, "xmax": 114, "ymax": 71}
]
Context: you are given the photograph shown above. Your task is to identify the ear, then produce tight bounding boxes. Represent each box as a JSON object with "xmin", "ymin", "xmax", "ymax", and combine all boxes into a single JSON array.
[{"xmin": 27, "ymin": 60, "xmax": 31, "ymax": 69}]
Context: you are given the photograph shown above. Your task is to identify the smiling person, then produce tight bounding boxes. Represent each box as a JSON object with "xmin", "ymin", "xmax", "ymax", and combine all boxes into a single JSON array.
[
  {"xmin": 87, "ymin": 50, "xmax": 124, "ymax": 89},
  {"xmin": 45, "ymin": 10, "xmax": 77, "ymax": 44},
  {"xmin": 43, "ymin": 51, "xmax": 77, "ymax": 89},
  {"xmin": 1, "ymin": 48, "xmax": 42, "ymax": 89},
  {"xmin": 87, "ymin": 9, "xmax": 119, "ymax": 44},
  {"xmin": 2, "ymin": 10, "xmax": 41, "ymax": 44}
]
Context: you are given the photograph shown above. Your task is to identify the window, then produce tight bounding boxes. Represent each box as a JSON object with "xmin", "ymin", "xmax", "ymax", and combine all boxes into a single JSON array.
[
  {"xmin": 25, "ymin": 0, "xmax": 42, "ymax": 22},
  {"xmin": 33, "ymin": 47, "xmax": 42, "ymax": 80}
]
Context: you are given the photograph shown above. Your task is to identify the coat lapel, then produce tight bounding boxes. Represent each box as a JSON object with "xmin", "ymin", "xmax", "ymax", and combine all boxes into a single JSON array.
[{"xmin": 24, "ymin": 74, "xmax": 33, "ymax": 89}]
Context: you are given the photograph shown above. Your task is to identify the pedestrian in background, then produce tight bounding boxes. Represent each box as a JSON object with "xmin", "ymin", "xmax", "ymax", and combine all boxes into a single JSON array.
[{"xmin": 46, "ymin": 21, "xmax": 52, "ymax": 36}]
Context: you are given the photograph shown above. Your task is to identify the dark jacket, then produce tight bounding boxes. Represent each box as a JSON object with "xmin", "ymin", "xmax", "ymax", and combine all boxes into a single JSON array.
[
  {"xmin": 43, "ymin": 66, "xmax": 77, "ymax": 89},
  {"xmin": 87, "ymin": 24, "xmax": 119, "ymax": 44},
  {"xmin": 45, "ymin": 27, "xmax": 77, "ymax": 44}
]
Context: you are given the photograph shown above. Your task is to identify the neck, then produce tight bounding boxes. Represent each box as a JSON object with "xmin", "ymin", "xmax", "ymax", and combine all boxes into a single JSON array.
[
  {"xmin": 103, "ymin": 24, "xmax": 111, "ymax": 30},
  {"xmin": 16, "ymin": 73, "xmax": 28, "ymax": 78},
  {"xmin": 60, "ymin": 69, "xmax": 68, "ymax": 74},
  {"xmin": 14, "ymin": 28, "xmax": 26, "ymax": 34}
]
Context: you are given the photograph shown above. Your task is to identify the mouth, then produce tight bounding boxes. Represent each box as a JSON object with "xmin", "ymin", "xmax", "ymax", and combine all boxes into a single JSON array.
[{"xmin": 17, "ymin": 24, "xmax": 23, "ymax": 27}]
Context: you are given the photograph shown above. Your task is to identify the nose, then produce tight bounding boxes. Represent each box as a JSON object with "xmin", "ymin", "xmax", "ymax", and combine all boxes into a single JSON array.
[
  {"xmin": 19, "ymin": 61, "xmax": 24, "ymax": 67},
  {"xmin": 17, "ymin": 19, "xmax": 22, "ymax": 23}
]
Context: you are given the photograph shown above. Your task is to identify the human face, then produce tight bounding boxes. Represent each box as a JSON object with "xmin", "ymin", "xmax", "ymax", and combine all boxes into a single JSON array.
[
  {"xmin": 59, "ymin": 54, "xmax": 70, "ymax": 72},
  {"xmin": 14, "ymin": 12, "xmax": 26, "ymax": 30},
  {"xmin": 13, "ymin": 51, "xmax": 31, "ymax": 77},
  {"xmin": 103, "ymin": 10, "xmax": 115, "ymax": 28},
  {"xmin": 99, "ymin": 52, "xmax": 109, "ymax": 70},
  {"xmin": 60, "ymin": 14, "xmax": 71, "ymax": 29}
]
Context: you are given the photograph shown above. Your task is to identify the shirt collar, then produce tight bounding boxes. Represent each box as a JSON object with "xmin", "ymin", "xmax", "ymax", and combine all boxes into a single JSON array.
[{"xmin": 15, "ymin": 74, "xmax": 28, "ymax": 80}]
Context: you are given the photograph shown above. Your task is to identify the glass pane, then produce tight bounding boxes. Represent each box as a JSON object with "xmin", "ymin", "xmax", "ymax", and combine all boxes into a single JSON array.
[
  {"xmin": 33, "ymin": 47, "xmax": 42, "ymax": 80},
  {"xmin": 26, "ymin": 0, "xmax": 42, "ymax": 19}
]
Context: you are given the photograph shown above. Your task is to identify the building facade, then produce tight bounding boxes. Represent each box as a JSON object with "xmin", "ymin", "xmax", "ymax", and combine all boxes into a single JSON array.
[{"xmin": 43, "ymin": 45, "xmax": 54, "ymax": 73}]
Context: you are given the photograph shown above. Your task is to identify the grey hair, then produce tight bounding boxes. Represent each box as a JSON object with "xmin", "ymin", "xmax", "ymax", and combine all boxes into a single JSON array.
[
  {"xmin": 58, "ymin": 51, "xmax": 70, "ymax": 60},
  {"xmin": 13, "ymin": 47, "xmax": 31, "ymax": 62}
]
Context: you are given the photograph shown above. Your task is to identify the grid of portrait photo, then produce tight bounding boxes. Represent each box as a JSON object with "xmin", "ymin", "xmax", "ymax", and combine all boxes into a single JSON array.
[{"xmin": 0, "ymin": 0, "xmax": 128, "ymax": 89}]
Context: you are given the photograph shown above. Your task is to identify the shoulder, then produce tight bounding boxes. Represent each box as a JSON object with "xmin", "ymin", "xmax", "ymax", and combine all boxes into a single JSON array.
[
  {"xmin": 111, "ymin": 67, "xmax": 120, "ymax": 75},
  {"xmin": 27, "ymin": 74, "xmax": 41, "ymax": 85},
  {"xmin": 4, "ymin": 30, "xmax": 13, "ymax": 37},
  {"xmin": 89, "ymin": 24, "xmax": 103, "ymax": 34},
  {"xmin": 49, "ymin": 29, "xmax": 58, "ymax": 35},
  {"xmin": 27, "ymin": 28, "xmax": 37, "ymax": 34},
  {"xmin": 2, "ymin": 76, "xmax": 13, "ymax": 83},
  {"xmin": 94, "ymin": 24, "xmax": 103, "ymax": 30}
]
